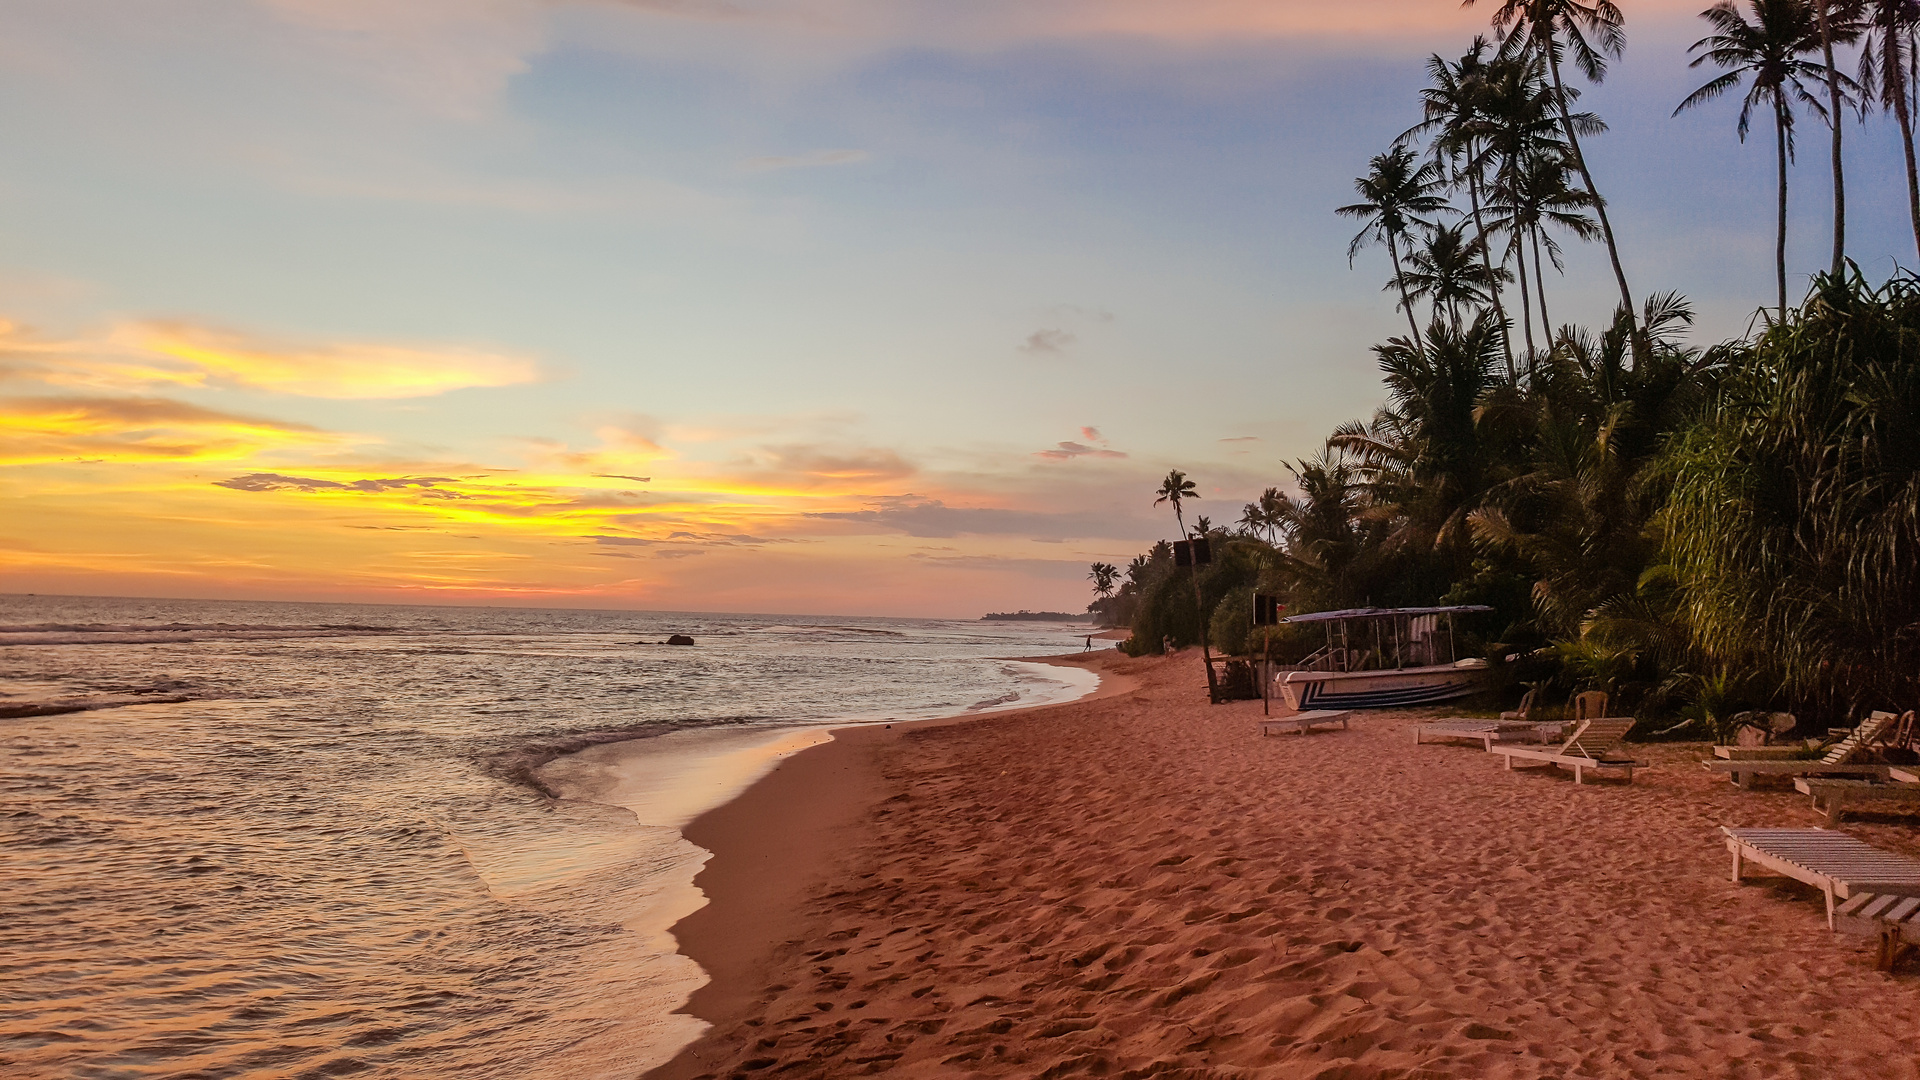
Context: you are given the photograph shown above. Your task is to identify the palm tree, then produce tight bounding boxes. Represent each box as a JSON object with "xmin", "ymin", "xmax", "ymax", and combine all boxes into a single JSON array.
[
  {"xmin": 1338, "ymin": 147, "xmax": 1453, "ymax": 356},
  {"xmin": 1398, "ymin": 222, "xmax": 1511, "ymax": 329},
  {"xmin": 1154, "ymin": 469, "xmax": 1199, "ymax": 537},
  {"xmin": 1153, "ymin": 469, "xmax": 1217, "ymax": 692},
  {"xmin": 1813, "ymin": 0, "xmax": 1850, "ymax": 273},
  {"xmin": 1469, "ymin": 0, "xmax": 1639, "ymax": 350},
  {"xmin": 1088, "ymin": 562, "xmax": 1119, "ymax": 600},
  {"xmin": 1408, "ymin": 38, "xmax": 1520, "ymax": 374},
  {"xmin": 1473, "ymin": 53, "xmax": 1593, "ymax": 357},
  {"xmin": 1861, "ymin": 0, "xmax": 1920, "ymax": 260},
  {"xmin": 1676, "ymin": 0, "xmax": 1838, "ymax": 320},
  {"xmin": 1486, "ymin": 152, "xmax": 1597, "ymax": 343}
]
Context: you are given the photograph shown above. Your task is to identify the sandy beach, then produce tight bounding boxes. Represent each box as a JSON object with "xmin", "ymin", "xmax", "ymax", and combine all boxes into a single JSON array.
[{"xmin": 653, "ymin": 649, "xmax": 1920, "ymax": 1079}]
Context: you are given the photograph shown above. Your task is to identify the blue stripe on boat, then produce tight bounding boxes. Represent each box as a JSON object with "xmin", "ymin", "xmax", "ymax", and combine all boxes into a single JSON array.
[{"xmin": 1294, "ymin": 679, "xmax": 1479, "ymax": 710}]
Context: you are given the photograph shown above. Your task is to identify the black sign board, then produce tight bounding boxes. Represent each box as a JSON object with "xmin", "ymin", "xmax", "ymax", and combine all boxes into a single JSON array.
[
  {"xmin": 1252, "ymin": 593, "xmax": 1285, "ymax": 626},
  {"xmin": 1172, "ymin": 537, "xmax": 1212, "ymax": 567}
]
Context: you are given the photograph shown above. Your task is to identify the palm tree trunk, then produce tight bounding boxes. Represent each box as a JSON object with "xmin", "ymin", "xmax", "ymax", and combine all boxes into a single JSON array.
[
  {"xmin": 1466, "ymin": 168, "xmax": 1516, "ymax": 378},
  {"xmin": 1513, "ymin": 234, "xmax": 1536, "ymax": 359},
  {"xmin": 1544, "ymin": 45, "xmax": 1638, "ymax": 348},
  {"xmin": 1531, "ymin": 227, "xmax": 1552, "ymax": 345},
  {"xmin": 1775, "ymin": 98, "xmax": 1790, "ymax": 319},
  {"xmin": 1815, "ymin": 0, "xmax": 1846, "ymax": 274},
  {"xmin": 1386, "ymin": 232, "xmax": 1425, "ymax": 355},
  {"xmin": 1892, "ymin": 31, "xmax": 1920, "ymax": 263}
]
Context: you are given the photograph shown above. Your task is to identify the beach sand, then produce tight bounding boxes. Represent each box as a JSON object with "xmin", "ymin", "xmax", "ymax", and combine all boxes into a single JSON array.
[{"xmin": 652, "ymin": 649, "xmax": 1920, "ymax": 1078}]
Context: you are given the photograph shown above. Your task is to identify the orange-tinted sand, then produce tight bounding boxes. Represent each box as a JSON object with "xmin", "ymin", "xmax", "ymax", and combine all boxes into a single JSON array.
[{"xmin": 653, "ymin": 650, "xmax": 1920, "ymax": 1078}]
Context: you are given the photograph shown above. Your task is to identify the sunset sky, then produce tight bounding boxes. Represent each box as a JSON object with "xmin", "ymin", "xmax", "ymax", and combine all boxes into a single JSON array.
[{"xmin": 2, "ymin": 0, "xmax": 1914, "ymax": 616}]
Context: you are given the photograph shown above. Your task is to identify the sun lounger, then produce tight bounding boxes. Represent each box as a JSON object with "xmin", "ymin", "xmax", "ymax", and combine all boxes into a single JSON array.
[
  {"xmin": 1704, "ymin": 712, "xmax": 1897, "ymax": 788},
  {"xmin": 1793, "ymin": 777, "xmax": 1920, "ymax": 824},
  {"xmin": 1499, "ymin": 688, "xmax": 1536, "ymax": 723},
  {"xmin": 1722, "ymin": 826, "xmax": 1920, "ymax": 928},
  {"xmin": 1491, "ymin": 718, "xmax": 1641, "ymax": 784},
  {"xmin": 1834, "ymin": 892, "xmax": 1920, "ymax": 970},
  {"xmin": 1259, "ymin": 709, "xmax": 1349, "ymax": 736},
  {"xmin": 1413, "ymin": 719, "xmax": 1560, "ymax": 749}
]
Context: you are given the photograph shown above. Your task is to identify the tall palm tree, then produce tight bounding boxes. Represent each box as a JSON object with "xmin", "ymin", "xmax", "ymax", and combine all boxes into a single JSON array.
[
  {"xmin": 1154, "ymin": 469, "xmax": 1199, "ymax": 537},
  {"xmin": 1408, "ymin": 38, "xmax": 1519, "ymax": 375},
  {"xmin": 1338, "ymin": 147, "xmax": 1453, "ymax": 356},
  {"xmin": 1472, "ymin": 53, "xmax": 1593, "ymax": 357},
  {"xmin": 1153, "ymin": 469, "xmax": 1217, "ymax": 692},
  {"xmin": 1486, "ymin": 150, "xmax": 1599, "ymax": 343},
  {"xmin": 1861, "ymin": 0, "xmax": 1920, "ymax": 259},
  {"xmin": 1088, "ymin": 562, "xmax": 1119, "ymax": 600},
  {"xmin": 1470, "ymin": 0, "xmax": 1640, "ymax": 349},
  {"xmin": 1676, "ymin": 0, "xmax": 1838, "ymax": 320},
  {"xmin": 1813, "ymin": 0, "xmax": 1850, "ymax": 273},
  {"xmin": 1398, "ymin": 222, "xmax": 1511, "ymax": 329}
]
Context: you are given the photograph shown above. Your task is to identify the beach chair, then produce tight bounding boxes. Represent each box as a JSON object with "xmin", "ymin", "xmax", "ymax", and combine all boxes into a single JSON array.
[
  {"xmin": 1793, "ymin": 777, "xmax": 1920, "ymax": 825},
  {"xmin": 1722, "ymin": 826, "xmax": 1920, "ymax": 928},
  {"xmin": 1413, "ymin": 719, "xmax": 1556, "ymax": 749},
  {"xmin": 1259, "ymin": 710, "xmax": 1349, "ymax": 736},
  {"xmin": 1703, "ymin": 712, "xmax": 1897, "ymax": 789},
  {"xmin": 1573, "ymin": 690, "xmax": 1608, "ymax": 722},
  {"xmin": 1500, "ymin": 688, "xmax": 1537, "ymax": 723},
  {"xmin": 1490, "ymin": 718, "xmax": 1641, "ymax": 784},
  {"xmin": 1834, "ymin": 893, "xmax": 1920, "ymax": 970}
]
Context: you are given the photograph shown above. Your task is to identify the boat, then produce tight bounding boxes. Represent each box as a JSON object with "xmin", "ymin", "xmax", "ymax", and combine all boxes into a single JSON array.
[{"xmin": 1271, "ymin": 605, "xmax": 1493, "ymax": 711}]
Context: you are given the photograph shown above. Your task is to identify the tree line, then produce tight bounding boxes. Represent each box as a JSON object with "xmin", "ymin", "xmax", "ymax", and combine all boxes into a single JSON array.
[{"xmin": 1088, "ymin": 0, "xmax": 1920, "ymax": 734}]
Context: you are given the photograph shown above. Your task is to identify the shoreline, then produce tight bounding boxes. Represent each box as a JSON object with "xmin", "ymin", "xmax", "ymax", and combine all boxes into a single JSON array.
[
  {"xmin": 643, "ymin": 650, "xmax": 1135, "ymax": 1077},
  {"xmin": 646, "ymin": 649, "xmax": 1920, "ymax": 1078}
]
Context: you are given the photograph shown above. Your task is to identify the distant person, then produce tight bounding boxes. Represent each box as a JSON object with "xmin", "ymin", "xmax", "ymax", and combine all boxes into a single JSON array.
[{"xmin": 1084, "ymin": 634, "xmax": 1093, "ymax": 651}]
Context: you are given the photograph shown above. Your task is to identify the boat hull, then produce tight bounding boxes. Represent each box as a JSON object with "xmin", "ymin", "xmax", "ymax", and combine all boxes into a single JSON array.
[{"xmin": 1280, "ymin": 664, "xmax": 1487, "ymax": 711}]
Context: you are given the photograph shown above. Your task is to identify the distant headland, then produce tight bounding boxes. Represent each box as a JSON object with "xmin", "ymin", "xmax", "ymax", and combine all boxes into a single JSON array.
[{"xmin": 979, "ymin": 611, "xmax": 1090, "ymax": 622}]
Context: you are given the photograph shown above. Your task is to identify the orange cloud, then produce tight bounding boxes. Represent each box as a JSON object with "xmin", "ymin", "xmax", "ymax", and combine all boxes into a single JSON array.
[
  {"xmin": 117, "ymin": 321, "xmax": 540, "ymax": 398},
  {"xmin": 0, "ymin": 395, "xmax": 345, "ymax": 464},
  {"xmin": 0, "ymin": 317, "xmax": 539, "ymax": 399}
]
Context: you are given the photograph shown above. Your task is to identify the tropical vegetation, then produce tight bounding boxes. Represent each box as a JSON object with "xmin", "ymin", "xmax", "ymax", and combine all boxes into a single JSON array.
[{"xmin": 1089, "ymin": 0, "xmax": 1920, "ymax": 735}]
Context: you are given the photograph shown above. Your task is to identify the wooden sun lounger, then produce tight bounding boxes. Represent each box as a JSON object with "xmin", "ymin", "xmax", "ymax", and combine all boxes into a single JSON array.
[
  {"xmin": 1413, "ymin": 719, "xmax": 1561, "ymax": 749},
  {"xmin": 1259, "ymin": 709, "xmax": 1349, "ymax": 736},
  {"xmin": 1794, "ymin": 777, "xmax": 1920, "ymax": 825},
  {"xmin": 1704, "ymin": 712, "xmax": 1898, "ymax": 788},
  {"xmin": 1835, "ymin": 892, "xmax": 1920, "ymax": 970},
  {"xmin": 1722, "ymin": 827, "xmax": 1920, "ymax": 928},
  {"xmin": 1491, "ymin": 718, "xmax": 1641, "ymax": 784}
]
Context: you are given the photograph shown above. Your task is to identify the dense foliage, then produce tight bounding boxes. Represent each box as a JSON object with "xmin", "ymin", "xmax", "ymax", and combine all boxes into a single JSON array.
[{"xmin": 1088, "ymin": 0, "xmax": 1920, "ymax": 733}]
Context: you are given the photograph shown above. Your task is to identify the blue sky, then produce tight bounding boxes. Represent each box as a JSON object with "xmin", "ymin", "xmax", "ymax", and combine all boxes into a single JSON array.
[{"xmin": 1, "ymin": 0, "xmax": 1913, "ymax": 614}]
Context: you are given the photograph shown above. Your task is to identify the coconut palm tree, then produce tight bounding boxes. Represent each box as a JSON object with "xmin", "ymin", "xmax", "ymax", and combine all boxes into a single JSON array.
[
  {"xmin": 1677, "ymin": 0, "xmax": 1840, "ymax": 320},
  {"xmin": 1398, "ymin": 222, "xmax": 1512, "ymax": 330},
  {"xmin": 1861, "ymin": 0, "xmax": 1920, "ymax": 259},
  {"xmin": 1407, "ymin": 37, "xmax": 1519, "ymax": 374},
  {"xmin": 1088, "ymin": 562, "xmax": 1119, "ymax": 600},
  {"xmin": 1472, "ymin": 53, "xmax": 1594, "ymax": 357},
  {"xmin": 1469, "ymin": 0, "xmax": 1640, "ymax": 350},
  {"xmin": 1337, "ymin": 147, "xmax": 1453, "ymax": 356},
  {"xmin": 1486, "ymin": 151, "xmax": 1598, "ymax": 343},
  {"xmin": 1154, "ymin": 469, "xmax": 1199, "ymax": 538}
]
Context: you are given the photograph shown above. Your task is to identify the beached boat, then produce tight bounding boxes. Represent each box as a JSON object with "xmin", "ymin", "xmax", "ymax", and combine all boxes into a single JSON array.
[{"xmin": 1272, "ymin": 606, "xmax": 1492, "ymax": 711}]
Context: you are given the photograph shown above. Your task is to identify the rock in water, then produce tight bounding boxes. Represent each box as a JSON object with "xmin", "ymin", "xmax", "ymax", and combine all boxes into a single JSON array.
[{"xmin": 666, "ymin": 634, "xmax": 695, "ymax": 646}]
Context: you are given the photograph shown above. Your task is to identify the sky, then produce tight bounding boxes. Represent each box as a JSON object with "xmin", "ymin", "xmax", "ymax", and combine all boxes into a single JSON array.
[{"xmin": 1, "ymin": 0, "xmax": 1915, "ymax": 617}]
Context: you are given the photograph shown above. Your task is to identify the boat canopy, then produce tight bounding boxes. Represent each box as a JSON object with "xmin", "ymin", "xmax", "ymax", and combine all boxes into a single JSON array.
[{"xmin": 1280, "ymin": 605, "xmax": 1493, "ymax": 625}]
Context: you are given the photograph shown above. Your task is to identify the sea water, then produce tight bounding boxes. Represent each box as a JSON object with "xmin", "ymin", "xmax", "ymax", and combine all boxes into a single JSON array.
[{"xmin": 0, "ymin": 595, "xmax": 1099, "ymax": 1079}]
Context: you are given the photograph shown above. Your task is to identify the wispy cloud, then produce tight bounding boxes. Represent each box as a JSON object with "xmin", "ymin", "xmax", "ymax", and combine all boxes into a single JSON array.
[
  {"xmin": 0, "ymin": 317, "xmax": 540, "ymax": 400},
  {"xmin": 1035, "ymin": 427, "xmax": 1125, "ymax": 462},
  {"xmin": 807, "ymin": 496, "xmax": 1124, "ymax": 540},
  {"xmin": 743, "ymin": 148, "xmax": 869, "ymax": 172},
  {"xmin": 1018, "ymin": 328, "xmax": 1075, "ymax": 355},
  {"xmin": 0, "ymin": 395, "xmax": 347, "ymax": 464}
]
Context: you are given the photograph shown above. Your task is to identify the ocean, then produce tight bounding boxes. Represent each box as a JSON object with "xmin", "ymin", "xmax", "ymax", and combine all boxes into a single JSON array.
[{"xmin": 0, "ymin": 594, "xmax": 1100, "ymax": 1079}]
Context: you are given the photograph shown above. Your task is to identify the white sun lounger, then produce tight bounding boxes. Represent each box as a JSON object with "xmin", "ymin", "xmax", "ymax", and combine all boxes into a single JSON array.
[
  {"xmin": 1722, "ymin": 826, "xmax": 1920, "ymax": 928},
  {"xmin": 1491, "ymin": 718, "xmax": 1641, "ymax": 784},
  {"xmin": 1834, "ymin": 892, "xmax": 1920, "ymax": 970},
  {"xmin": 1414, "ymin": 719, "xmax": 1560, "ymax": 749},
  {"xmin": 1259, "ymin": 709, "xmax": 1349, "ymax": 736},
  {"xmin": 1704, "ymin": 712, "xmax": 1896, "ymax": 788},
  {"xmin": 1793, "ymin": 777, "xmax": 1920, "ymax": 825}
]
